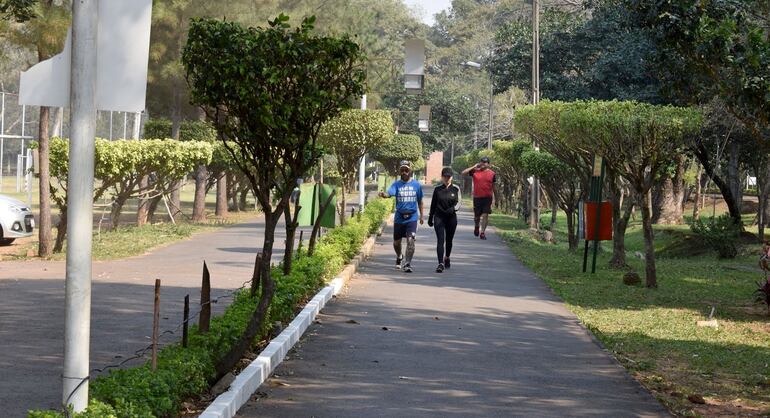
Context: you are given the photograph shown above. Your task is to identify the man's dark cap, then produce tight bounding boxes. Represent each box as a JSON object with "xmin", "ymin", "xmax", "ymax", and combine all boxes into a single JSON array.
[{"xmin": 480, "ymin": 156, "xmax": 491, "ymax": 163}]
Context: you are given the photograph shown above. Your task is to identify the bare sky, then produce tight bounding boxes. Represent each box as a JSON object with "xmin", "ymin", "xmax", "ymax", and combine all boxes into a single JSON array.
[{"xmin": 402, "ymin": 0, "xmax": 453, "ymax": 26}]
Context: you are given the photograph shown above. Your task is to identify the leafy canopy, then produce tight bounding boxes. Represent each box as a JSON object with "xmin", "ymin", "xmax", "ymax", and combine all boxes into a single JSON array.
[
  {"xmin": 182, "ymin": 14, "xmax": 366, "ymax": 209},
  {"xmin": 319, "ymin": 109, "xmax": 394, "ymax": 189},
  {"xmin": 371, "ymin": 133, "xmax": 423, "ymax": 175}
]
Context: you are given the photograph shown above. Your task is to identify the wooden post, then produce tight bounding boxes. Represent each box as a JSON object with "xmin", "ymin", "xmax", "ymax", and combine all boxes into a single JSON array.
[
  {"xmin": 182, "ymin": 294, "xmax": 189, "ymax": 348},
  {"xmin": 351, "ymin": 207, "xmax": 355, "ymax": 219},
  {"xmin": 251, "ymin": 253, "xmax": 262, "ymax": 297},
  {"xmin": 297, "ymin": 230, "xmax": 304, "ymax": 259},
  {"xmin": 151, "ymin": 279, "xmax": 161, "ymax": 371},
  {"xmin": 199, "ymin": 261, "xmax": 211, "ymax": 333}
]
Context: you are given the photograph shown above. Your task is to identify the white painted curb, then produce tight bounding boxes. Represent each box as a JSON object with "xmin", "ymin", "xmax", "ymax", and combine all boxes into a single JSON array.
[{"xmin": 198, "ymin": 219, "xmax": 387, "ymax": 418}]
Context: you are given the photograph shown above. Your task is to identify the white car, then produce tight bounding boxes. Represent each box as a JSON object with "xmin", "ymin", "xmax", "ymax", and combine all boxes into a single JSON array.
[{"xmin": 0, "ymin": 194, "xmax": 34, "ymax": 245}]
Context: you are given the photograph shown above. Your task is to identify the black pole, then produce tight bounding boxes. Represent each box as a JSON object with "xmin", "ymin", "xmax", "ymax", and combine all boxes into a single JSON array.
[
  {"xmin": 591, "ymin": 159, "xmax": 606, "ymax": 274},
  {"xmin": 583, "ymin": 156, "xmax": 596, "ymax": 273},
  {"xmin": 182, "ymin": 294, "xmax": 189, "ymax": 348}
]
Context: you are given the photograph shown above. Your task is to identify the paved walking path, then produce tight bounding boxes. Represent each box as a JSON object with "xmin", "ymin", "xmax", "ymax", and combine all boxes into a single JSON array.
[
  {"xmin": 0, "ymin": 216, "xmax": 311, "ymax": 417},
  {"xmin": 237, "ymin": 200, "xmax": 669, "ymax": 417}
]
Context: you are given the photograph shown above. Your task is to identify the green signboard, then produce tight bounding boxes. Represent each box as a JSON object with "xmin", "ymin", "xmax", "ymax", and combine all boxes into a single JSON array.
[{"xmin": 296, "ymin": 183, "xmax": 336, "ymax": 228}]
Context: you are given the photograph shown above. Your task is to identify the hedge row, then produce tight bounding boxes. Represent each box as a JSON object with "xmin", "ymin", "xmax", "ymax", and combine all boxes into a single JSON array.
[{"xmin": 29, "ymin": 197, "xmax": 393, "ymax": 418}]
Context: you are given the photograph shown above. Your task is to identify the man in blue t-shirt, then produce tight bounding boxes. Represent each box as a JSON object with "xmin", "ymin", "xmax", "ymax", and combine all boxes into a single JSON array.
[{"xmin": 378, "ymin": 160, "xmax": 424, "ymax": 273}]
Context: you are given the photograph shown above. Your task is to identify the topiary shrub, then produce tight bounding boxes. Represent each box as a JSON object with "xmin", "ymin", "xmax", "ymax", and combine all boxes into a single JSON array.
[
  {"xmin": 143, "ymin": 118, "xmax": 172, "ymax": 139},
  {"xmin": 370, "ymin": 134, "xmax": 422, "ymax": 175},
  {"xmin": 142, "ymin": 118, "xmax": 217, "ymax": 141},
  {"xmin": 690, "ymin": 214, "xmax": 742, "ymax": 258}
]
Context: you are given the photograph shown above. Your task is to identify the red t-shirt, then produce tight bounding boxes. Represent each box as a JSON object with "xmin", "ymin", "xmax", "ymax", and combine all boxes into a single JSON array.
[{"xmin": 470, "ymin": 168, "xmax": 496, "ymax": 198}]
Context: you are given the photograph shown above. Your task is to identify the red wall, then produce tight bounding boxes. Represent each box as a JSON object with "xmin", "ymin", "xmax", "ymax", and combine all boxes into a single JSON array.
[{"xmin": 425, "ymin": 151, "xmax": 444, "ymax": 184}]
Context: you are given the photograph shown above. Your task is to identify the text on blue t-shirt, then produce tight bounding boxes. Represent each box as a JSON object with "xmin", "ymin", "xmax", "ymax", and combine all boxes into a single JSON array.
[{"xmin": 387, "ymin": 180, "xmax": 423, "ymax": 224}]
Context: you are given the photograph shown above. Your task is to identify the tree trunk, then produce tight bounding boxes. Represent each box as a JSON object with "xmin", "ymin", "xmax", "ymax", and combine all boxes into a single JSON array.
[
  {"xmin": 693, "ymin": 141, "xmax": 742, "ymax": 225},
  {"xmin": 282, "ymin": 199, "xmax": 301, "ymax": 275},
  {"xmin": 610, "ymin": 194, "xmax": 635, "ymax": 269},
  {"xmin": 216, "ymin": 173, "xmax": 228, "ymax": 217},
  {"xmin": 652, "ymin": 154, "xmax": 686, "ymax": 225},
  {"xmin": 147, "ymin": 195, "xmax": 163, "ymax": 222},
  {"xmin": 550, "ymin": 199, "xmax": 557, "ymax": 232},
  {"xmin": 192, "ymin": 165, "xmax": 208, "ymax": 222},
  {"xmin": 214, "ymin": 208, "xmax": 280, "ymax": 381},
  {"xmin": 641, "ymin": 188, "xmax": 657, "ymax": 288},
  {"xmin": 37, "ymin": 106, "xmax": 53, "ymax": 257},
  {"xmin": 608, "ymin": 171, "xmax": 629, "ymax": 268},
  {"xmin": 521, "ymin": 181, "xmax": 530, "ymax": 222},
  {"xmin": 338, "ymin": 183, "xmax": 347, "ymax": 226},
  {"xmin": 136, "ymin": 175, "xmax": 151, "ymax": 226},
  {"xmin": 53, "ymin": 207, "xmax": 67, "ymax": 253},
  {"xmin": 762, "ymin": 166, "xmax": 770, "ymax": 238},
  {"xmin": 226, "ymin": 178, "xmax": 237, "ymax": 211},
  {"xmin": 110, "ymin": 194, "xmax": 131, "ymax": 230},
  {"xmin": 757, "ymin": 160, "xmax": 770, "ymax": 241},
  {"xmin": 170, "ymin": 179, "xmax": 183, "ymax": 217},
  {"xmin": 727, "ymin": 141, "xmax": 743, "ymax": 214},
  {"xmin": 566, "ymin": 207, "xmax": 578, "ymax": 251},
  {"xmin": 239, "ymin": 187, "xmax": 249, "ymax": 211},
  {"xmin": 693, "ymin": 164, "xmax": 703, "ymax": 221}
]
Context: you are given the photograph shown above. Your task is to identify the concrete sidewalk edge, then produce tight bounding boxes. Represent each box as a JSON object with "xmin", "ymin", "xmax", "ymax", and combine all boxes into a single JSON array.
[{"xmin": 199, "ymin": 217, "xmax": 390, "ymax": 418}]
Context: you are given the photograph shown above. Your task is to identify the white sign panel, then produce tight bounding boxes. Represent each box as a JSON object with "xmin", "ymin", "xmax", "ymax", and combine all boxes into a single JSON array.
[
  {"xmin": 19, "ymin": 0, "xmax": 153, "ymax": 112},
  {"xmin": 404, "ymin": 38, "xmax": 425, "ymax": 76}
]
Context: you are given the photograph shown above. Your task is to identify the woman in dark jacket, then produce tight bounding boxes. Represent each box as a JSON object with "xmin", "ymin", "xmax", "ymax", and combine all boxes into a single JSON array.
[{"xmin": 428, "ymin": 167, "xmax": 462, "ymax": 273}]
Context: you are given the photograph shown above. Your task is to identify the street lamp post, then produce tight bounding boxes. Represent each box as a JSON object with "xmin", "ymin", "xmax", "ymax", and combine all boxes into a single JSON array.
[
  {"xmin": 530, "ymin": 0, "xmax": 541, "ymax": 230},
  {"xmin": 461, "ymin": 61, "xmax": 493, "ymax": 150}
]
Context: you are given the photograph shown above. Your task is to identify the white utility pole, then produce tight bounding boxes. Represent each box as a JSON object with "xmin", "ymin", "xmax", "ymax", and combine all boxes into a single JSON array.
[
  {"xmin": 358, "ymin": 94, "xmax": 366, "ymax": 211},
  {"xmin": 132, "ymin": 112, "xmax": 141, "ymax": 139},
  {"xmin": 488, "ymin": 77, "xmax": 494, "ymax": 150},
  {"xmin": 530, "ymin": 0, "xmax": 541, "ymax": 229},
  {"xmin": 1, "ymin": 92, "xmax": 5, "ymax": 191},
  {"xmin": 62, "ymin": 0, "xmax": 98, "ymax": 411}
]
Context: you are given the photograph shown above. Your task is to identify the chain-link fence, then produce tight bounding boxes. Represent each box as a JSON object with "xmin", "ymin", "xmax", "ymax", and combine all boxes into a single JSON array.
[{"xmin": 0, "ymin": 90, "xmax": 146, "ymax": 195}]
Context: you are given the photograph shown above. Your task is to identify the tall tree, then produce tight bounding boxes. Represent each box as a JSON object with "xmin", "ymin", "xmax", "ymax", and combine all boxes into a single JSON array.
[
  {"xmin": 624, "ymin": 0, "xmax": 769, "ymax": 142},
  {"xmin": 624, "ymin": 0, "xmax": 770, "ymax": 225},
  {"xmin": 7, "ymin": 0, "xmax": 68, "ymax": 256},
  {"xmin": 0, "ymin": 0, "xmax": 36, "ymax": 22},
  {"xmin": 319, "ymin": 109, "xmax": 394, "ymax": 225},
  {"xmin": 561, "ymin": 101, "xmax": 702, "ymax": 288},
  {"xmin": 183, "ymin": 14, "xmax": 365, "ymax": 381},
  {"xmin": 490, "ymin": 0, "xmax": 663, "ymax": 103}
]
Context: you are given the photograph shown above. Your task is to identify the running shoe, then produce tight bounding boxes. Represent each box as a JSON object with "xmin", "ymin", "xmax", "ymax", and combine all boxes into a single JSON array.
[
  {"xmin": 474, "ymin": 224, "xmax": 480, "ymax": 237},
  {"xmin": 436, "ymin": 263, "xmax": 445, "ymax": 273},
  {"xmin": 395, "ymin": 256, "xmax": 403, "ymax": 270},
  {"xmin": 403, "ymin": 263, "xmax": 413, "ymax": 273},
  {"xmin": 444, "ymin": 257, "xmax": 450, "ymax": 269},
  {"xmin": 480, "ymin": 232, "xmax": 487, "ymax": 240}
]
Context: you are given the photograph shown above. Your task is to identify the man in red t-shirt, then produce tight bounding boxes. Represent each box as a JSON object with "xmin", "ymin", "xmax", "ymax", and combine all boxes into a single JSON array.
[{"xmin": 462, "ymin": 156, "xmax": 497, "ymax": 240}]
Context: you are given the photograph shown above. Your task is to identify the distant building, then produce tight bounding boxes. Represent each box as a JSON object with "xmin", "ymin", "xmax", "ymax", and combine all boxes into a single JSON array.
[{"xmin": 425, "ymin": 151, "xmax": 444, "ymax": 184}]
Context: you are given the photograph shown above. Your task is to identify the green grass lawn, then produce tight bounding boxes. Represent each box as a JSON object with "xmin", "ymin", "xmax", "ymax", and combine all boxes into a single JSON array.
[
  {"xmin": 1, "ymin": 175, "xmax": 261, "ymax": 261},
  {"xmin": 489, "ymin": 210, "xmax": 770, "ymax": 417}
]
